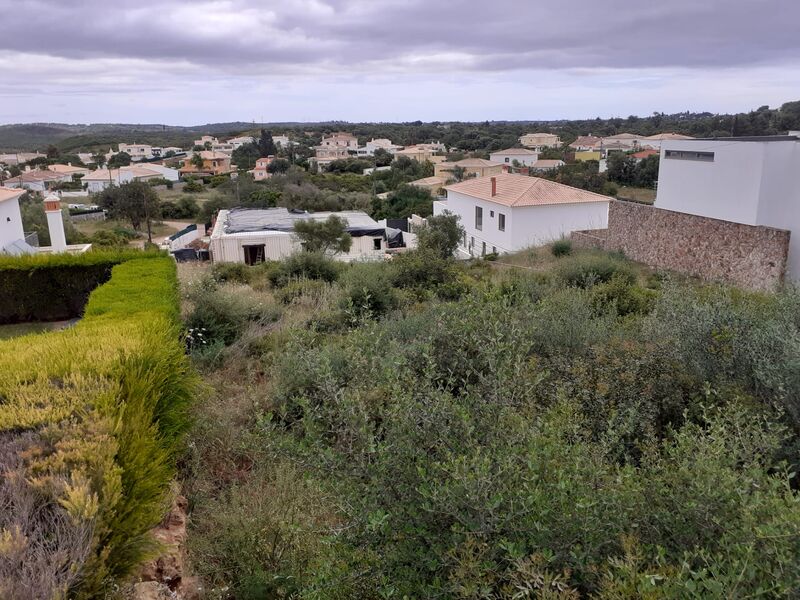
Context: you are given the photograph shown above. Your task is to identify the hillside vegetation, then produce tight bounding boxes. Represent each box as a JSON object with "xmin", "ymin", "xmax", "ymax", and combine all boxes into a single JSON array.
[{"xmin": 181, "ymin": 240, "xmax": 800, "ymax": 599}]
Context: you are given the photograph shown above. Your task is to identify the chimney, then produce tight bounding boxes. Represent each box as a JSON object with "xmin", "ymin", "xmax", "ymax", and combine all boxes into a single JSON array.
[
  {"xmin": 43, "ymin": 193, "xmax": 67, "ymax": 252},
  {"xmin": 490, "ymin": 176, "xmax": 497, "ymax": 197}
]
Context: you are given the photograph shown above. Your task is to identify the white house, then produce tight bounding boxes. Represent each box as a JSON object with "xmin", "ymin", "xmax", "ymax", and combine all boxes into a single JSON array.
[
  {"xmin": 209, "ymin": 208, "xmax": 391, "ymax": 264},
  {"xmin": 118, "ymin": 143, "xmax": 154, "ymax": 161},
  {"xmin": 643, "ymin": 132, "xmax": 694, "ymax": 150},
  {"xmin": 0, "ymin": 187, "xmax": 26, "ymax": 253},
  {"xmin": 655, "ymin": 134, "xmax": 800, "ymax": 280},
  {"xmin": 273, "ymin": 135, "xmax": 295, "ymax": 148},
  {"xmin": 434, "ymin": 173, "xmax": 609, "ymax": 257},
  {"xmin": 4, "ymin": 169, "xmax": 71, "ymax": 192},
  {"xmin": 83, "ymin": 166, "xmax": 173, "ymax": 193},
  {"xmin": 356, "ymin": 138, "xmax": 403, "ymax": 156},
  {"xmin": 227, "ymin": 136, "xmax": 256, "ymax": 149},
  {"xmin": 489, "ymin": 148, "xmax": 539, "ymax": 167}
]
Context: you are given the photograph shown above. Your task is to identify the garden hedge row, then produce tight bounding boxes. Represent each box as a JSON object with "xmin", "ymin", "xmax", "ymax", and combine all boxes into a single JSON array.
[
  {"xmin": 0, "ymin": 256, "xmax": 197, "ymax": 599},
  {"xmin": 0, "ymin": 250, "xmax": 164, "ymax": 324}
]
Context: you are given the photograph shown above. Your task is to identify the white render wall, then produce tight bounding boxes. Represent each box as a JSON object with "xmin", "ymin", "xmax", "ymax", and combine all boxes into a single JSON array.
[
  {"xmin": 210, "ymin": 230, "xmax": 386, "ymax": 263},
  {"xmin": 0, "ymin": 196, "xmax": 25, "ymax": 250},
  {"xmin": 489, "ymin": 151, "xmax": 539, "ymax": 167},
  {"xmin": 438, "ymin": 190, "xmax": 609, "ymax": 256},
  {"xmin": 656, "ymin": 138, "xmax": 800, "ymax": 279}
]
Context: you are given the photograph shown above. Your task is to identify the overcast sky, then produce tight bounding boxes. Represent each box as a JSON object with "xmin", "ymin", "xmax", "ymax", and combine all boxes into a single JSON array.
[{"xmin": 1, "ymin": 0, "xmax": 799, "ymax": 125}]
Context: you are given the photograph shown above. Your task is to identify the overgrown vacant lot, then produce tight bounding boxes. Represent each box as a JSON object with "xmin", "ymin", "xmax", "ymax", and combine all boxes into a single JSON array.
[{"xmin": 181, "ymin": 239, "xmax": 800, "ymax": 599}]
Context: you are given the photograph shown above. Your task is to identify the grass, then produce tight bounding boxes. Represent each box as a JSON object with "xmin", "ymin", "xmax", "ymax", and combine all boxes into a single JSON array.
[
  {"xmin": 616, "ymin": 186, "xmax": 657, "ymax": 204},
  {"xmin": 0, "ymin": 320, "xmax": 74, "ymax": 339}
]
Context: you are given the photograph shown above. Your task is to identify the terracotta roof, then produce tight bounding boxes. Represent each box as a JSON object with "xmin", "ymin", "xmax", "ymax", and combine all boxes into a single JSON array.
[
  {"xmin": 445, "ymin": 173, "xmax": 610, "ymax": 208},
  {"xmin": 441, "ymin": 158, "xmax": 504, "ymax": 168},
  {"xmin": 409, "ymin": 176, "xmax": 448, "ymax": 186},
  {"xmin": 47, "ymin": 164, "xmax": 87, "ymax": 174},
  {"xmin": 7, "ymin": 170, "xmax": 66, "ymax": 183},
  {"xmin": 492, "ymin": 148, "xmax": 539, "ymax": 155},
  {"xmin": 631, "ymin": 149, "xmax": 659, "ymax": 159},
  {"xmin": 532, "ymin": 159, "xmax": 565, "ymax": 168},
  {"xmin": 83, "ymin": 169, "xmax": 121, "ymax": 181},
  {"xmin": 0, "ymin": 187, "xmax": 24, "ymax": 202},
  {"xmin": 646, "ymin": 133, "xmax": 694, "ymax": 140},
  {"xmin": 198, "ymin": 151, "xmax": 231, "ymax": 160},
  {"xmin": 569, "ymin": 135, "xmax": 602, "ymax": 148}
]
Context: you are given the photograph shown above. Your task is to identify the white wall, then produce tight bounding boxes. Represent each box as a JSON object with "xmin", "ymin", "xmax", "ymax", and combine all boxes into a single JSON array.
[
  {"xmin": 655, "ymin": 140, "xmax": 766, "ymax": 225},
  {"xmin": 656, "ymin": 138, "xmax": 800, "ymax": 280},
  {"xmin": 489, "ymin": 151, "xmax": 538, "ymax": 167},
  {"xmin": 439, "ymin": 190, "xmax": 608, "ymax": 255},
  {"xmin": 0, "ymin": 196, "xmax": 25, "ymax": 250},
  {"xmin": 210, "ymin": 231, "xmax": 385, "ymax": 263}
]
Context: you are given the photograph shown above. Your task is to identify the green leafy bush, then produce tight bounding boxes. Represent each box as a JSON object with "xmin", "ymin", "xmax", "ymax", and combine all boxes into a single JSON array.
[
  {"xmin": 556, "ymin": 252, "xmax": 637, "ymax": 288},
  {"xmin": 267, "ymin": 252, "xmax": 341, "ymax": 288},
  {"xmin": 551, "ymin": 238, "xmax": 572, "ymax": 257},
  {"xmin": 339, "ymin": 262, "xmax": 399, "ymax": 321},
  {"xmin": 211, "ymin": 261, "xmax": 253, "ymax": 284}
]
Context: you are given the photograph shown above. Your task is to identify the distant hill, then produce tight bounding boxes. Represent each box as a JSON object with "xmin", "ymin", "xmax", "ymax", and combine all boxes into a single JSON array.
[{"xmin": 0, "ymin": 122, "xmax": 262, "ymax": 152}]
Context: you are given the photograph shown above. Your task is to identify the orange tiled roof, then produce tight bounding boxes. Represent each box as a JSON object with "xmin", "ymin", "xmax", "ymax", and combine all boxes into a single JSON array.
[{"xmin": 444, "ymin": 173, "xmax": 609, "ymax": 208}]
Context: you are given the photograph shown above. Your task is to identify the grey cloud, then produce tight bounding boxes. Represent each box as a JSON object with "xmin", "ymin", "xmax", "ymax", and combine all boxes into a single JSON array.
[{"xmin": 1, "ymin": 0, "xmax": 798, "ymax": 72}]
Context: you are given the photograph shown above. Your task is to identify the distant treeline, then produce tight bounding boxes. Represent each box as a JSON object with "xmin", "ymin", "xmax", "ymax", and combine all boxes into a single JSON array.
[{"xmin": 2, "ymin": 100, "xmax": 798, "ymax": 153}]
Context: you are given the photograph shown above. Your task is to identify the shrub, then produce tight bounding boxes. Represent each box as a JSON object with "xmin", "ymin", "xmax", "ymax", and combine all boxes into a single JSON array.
[
  {"xmin": 339, "ymin": 262, "xmax": 398, "ymax": 321},
  {"xmin": 0, "ymin": 257, "xmax": 197, "ymax": 598},
  {"xmin": 556, "ymin": 252, "xmax": 636, "ymax": 288},
  {"xmin": 275, "ymin": 278, "xmax": 331, "ymax": 305},
  {"xmin": 211, "ymin": 262, "xmax": 253, "ymax": 285},
  {"xmin": 184, "ymin": 178, "xmax": 203, "ymax": 193},
  {"xmin": 391, "ymin": 248, "xmax": 462, "ymax": 297},
  {"xmin": 268, "ymin": 252, "xmax": 341, "ymax": 288},
  {"xmin": 551, "ymin": 238, "xmax": 572, "ymax": 257},
  {"xmin": 0, "ymin": 249, "xmax": 163, "ymax": 324},
  {"xmin": 590, "ymin": 274, "xmax": 658, "ymax": 316}
]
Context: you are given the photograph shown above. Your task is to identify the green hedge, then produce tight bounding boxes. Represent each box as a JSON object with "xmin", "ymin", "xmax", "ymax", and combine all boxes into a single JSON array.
[
  {"xmin": 0, "ymin": 250, "xmax": 163, "ymax": 324},
  {"xmin": 0, "ymin": 256, "xmax": 197, "ymax": 599}
]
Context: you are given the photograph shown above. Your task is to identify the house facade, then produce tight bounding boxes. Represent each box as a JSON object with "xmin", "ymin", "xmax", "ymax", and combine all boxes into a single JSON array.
[
  {"xmin": 0, "ymin": 187, "xmax": 26, "ymax": 252},
  {"xmin": 489, "ymin": 148, "xmax": 540, "ymax": 167},
  {"xmin": 531, "ymin": 159, "xmax": 565, "ymax": 173},
  {"xmin": 519, "ymin": 133, "xmax": 561, "ymax": 150},
  {"xmin": 209, "ymin": 208, "xmax": 390, "ymax": 264},
  {"xmin": 118, "ymin": 143, "xmax": 154, "ymax": 161},
  {"xmin": 179, "ymin": 151, "xmax": 233, "ymax": 177},
  {"xmin": 250, "ymin": 156, "xmax": 274, "ymax": 181},
  {"xmin": 4, "ymin": 169, "xmax": 71, "ymax": 192},
  {"xmin": 356, "ymin": 138, "xmax": 402, "ymax": 156},
  {"xmin": 655, "ymin": 135, "xmax": 800, "ymax": 280},
  {"xmin": 434, "ymin": 173, "xmax": 609, "ymax": 257},
  {"xmin": 569, "ymin": 136, "xmax": 603, "ymax": 151}
]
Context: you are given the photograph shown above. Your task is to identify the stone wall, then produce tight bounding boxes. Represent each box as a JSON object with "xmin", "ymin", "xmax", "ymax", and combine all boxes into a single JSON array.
[{"xmin": 572, "ymin": 200, "xmax": 790, "ymax": 291}]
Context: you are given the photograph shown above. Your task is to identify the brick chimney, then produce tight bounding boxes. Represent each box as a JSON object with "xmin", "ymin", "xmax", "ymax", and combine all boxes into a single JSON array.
[{"xmin": 490, "ymin": 176, "xmax": 497, "ymax": 197}]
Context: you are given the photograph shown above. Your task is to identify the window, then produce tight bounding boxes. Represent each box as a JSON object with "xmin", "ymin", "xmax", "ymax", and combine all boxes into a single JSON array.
[
  {"xmin": 498, "ymin": 213, "xmax": 506, "ymax": 231},
  {"xmin": 373, "ymin": 238, "xmax": 382, "ymax": 250},
  {"xmin": 481, "ymin": 241, "xmax": 486, "ymax": 256},
  {"xmin": 492, "ymin": 246, "xmax": 497, "ymax": 254},
  {"xmin": 475, "ymin": 206, "xmax": 483, "ymax": 230},
  {"xmin": 490, "ymin": 210, "xmax": 494, "ymax": 217},
  {"xmin": 505, "ymin": 157, "xmax": 510, "ymax": 163},
  {"xmin": 664, "ymin": 150, "xmax": 714, "ymax": 162}
]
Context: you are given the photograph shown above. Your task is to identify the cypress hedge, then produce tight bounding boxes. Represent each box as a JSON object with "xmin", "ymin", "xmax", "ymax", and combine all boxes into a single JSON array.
[
  {"xmin": 0, "ymin": 256, "xmax": 197, "ymax": 599},
  {"xmin": 0, "ymin": 250, "xmax": 164, "ymax": 324}
]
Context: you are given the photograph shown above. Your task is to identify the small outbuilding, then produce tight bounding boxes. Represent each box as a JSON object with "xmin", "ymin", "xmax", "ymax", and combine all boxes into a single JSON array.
[{"xmin": 209, "ymin": 208, "xmax": 396, "ymax": 264}]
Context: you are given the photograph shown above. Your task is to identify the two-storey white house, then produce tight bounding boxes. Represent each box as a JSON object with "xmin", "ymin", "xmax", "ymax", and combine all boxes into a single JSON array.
[
  {"xmin": 655, "ymin": 133, "xmax": 800, "ymax": 280},
  {"xmin": 489, "ymin": 148, "xmax": 539, "ymax": 167},
  {"xmin": 434, "ymin": 173, "xmax": 609, "ymax": 257}
]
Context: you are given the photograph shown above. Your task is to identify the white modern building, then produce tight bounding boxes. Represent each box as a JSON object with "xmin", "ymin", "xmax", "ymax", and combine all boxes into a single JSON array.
[
  {"xmin": 83, "ymin": 165, "xmax": 177, "ymax": 193},
  {"xmin": 118, "ymin": 143, "xmax": 155, "ymax": 161},
  {"xmin": 209, "ymin": 208, "xmax": 393, "ymax": 264},
  {"xmin": 356, "ymin": 138, "xmax": 403, "ymax": 156},
  {"xmin": 273, "ymin": 135, "xmax": 295, "ymax": 148},
  {"xmin": 434, "ymin": 173, "xmax": 609, "ymax": 257},
  {"xmin": 489, "ymin": 148, "xmax": 540, "ymax": 167},
  {"xmin": 655, "ymin": 133, "xmax": 800, "ymax": 280},
  {"xmin": 227, "ymin": 136, "xmax": 256, "ymax": 149},
  {"xmin": 519, "ymin": 133, "xmax": 561, "ymax": 150}
]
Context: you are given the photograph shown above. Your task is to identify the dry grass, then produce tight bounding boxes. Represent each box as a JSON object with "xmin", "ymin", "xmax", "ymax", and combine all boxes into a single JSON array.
[{"xmin": 616, "ymin": 186, "xmax": 656, "ymax": 204}]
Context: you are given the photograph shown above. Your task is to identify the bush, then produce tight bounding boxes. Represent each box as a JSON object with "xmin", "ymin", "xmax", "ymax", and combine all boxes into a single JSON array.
[
  {"xmin": 275, "ymin": 278, "xmax": 331, "ymax": 305},
  {"xmin": 211, "ymin": 262, "xmax": 253, "ymax": 285},
  {"xmin": 0, "ymin": 257, "xmax": 197, "ymax": 598},
  {"xmin": 590, "ymin": 274, "xmax": 658, "ymax": 316},
  {"xmin": 391, "ymin": 248, "xmax": 467, "ymax": 300},
  {"xmin": 268, "ymin": 252, "xmax": 341, "ymax": 288},
  {"xmin": 551, "ymin": 238, "xmax": 572, "ymax": 257},
  {"xmin": 556, "ymin": 252, "xmax": 637, "ymax": 288},
  {"xmin": 184, "ymin": 178, "xmax": 203, "ymax": 193},
  {"xmin": 0, "ymin": 249, "xmax": 164, "ymax": 324},
  {"xmin": 339, "ymin": 262, "xmax": 399, "ymax": 321}
]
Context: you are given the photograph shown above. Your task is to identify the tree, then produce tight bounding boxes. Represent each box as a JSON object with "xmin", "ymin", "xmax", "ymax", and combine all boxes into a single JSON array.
[
  {"xmin": 416, "ymin": 211, "xmax": 464, "ymax": 259},
  {"xmin": 231, "ymin": 142, "xmax": 261, "ymax": 170},
  {"xmin": 46, "ymin": 145, "xmax": 60, "ymax": 159},
  {"xmin": 633, "ymin": 155, "xmax": 660, "ymax": 188},
  {"xmin": 258, "ymin": 129, "xmax": 278, "ymax": 157},
  {"xmin": 294, "ymin": 215, "xmax": 352, "ymax": 255},
  {"xmin": 191, "ymin": 153, "xmax": 205, "ymax": 170},
  {"xmin": 96, "ymin": 180, "xmax": 161, "ymax": 242},
  {"xmin": 373, "ymin": 148, "xmax": 393, "ymax": 167},
  {"xmin": 107, "ymin": 152, "xmax": 132, "ymax": 169},
  {"xmin": 267, "ymin": 158, "xmax": 291, "ymax": 174},
  {"xmin": 91, "ymin": 152, "xmax": 106, "ymax": 168},
  {"xmin": 606, "ymin": 152, "xmax": 637, "ymax": 186},
  {"xmin": 372, "ymin": 184, "xmax": 434, "ymax": 220}
]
